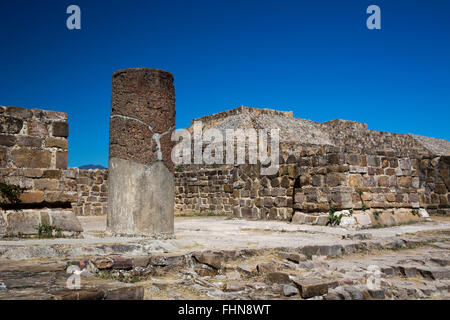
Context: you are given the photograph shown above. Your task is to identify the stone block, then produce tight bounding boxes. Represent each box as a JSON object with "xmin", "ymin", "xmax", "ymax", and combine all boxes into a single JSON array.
[
  {"xmin": 192, "ymin": 251, "xmax": 222, "ymax": 269},
  {"xmin": 349, "ymin": 174, "xmax": 362, "ymax": 187},
  {"xmin": 27, "ymin": 121, "xmax": 48, "ymax": 137},
  {"xmin": 347, "ymin": 154, "xmax": 360, "ymax": 165},
  {"xmin": 367, "ymin": 156, "xmax": 380, "ymax": 167},
  {"xmin": 4, "ymin": 210, "xmax": 42, "ymax": 235},
  {"xmin": 45, "ymin": 191, "xmax": 78, "ymax": 203},
  {"xmin": 56, "ymin": 151, "xmax": 68, "ymax": 169},
  {"xmin": 326, "ymin": 172, "xmax": 346, "ymax": 187},
  {"xmin": 33, "ymin": 179, "xmax": 59, "ymax": 191},
  {"xmin": 10, "ymin": 148, "xmax": 52, "ymax": 168},
  {"xmin": 43, "ymin": 169, "xmax": 62, "ymax": 179},
  {"xmin": 353, "ymin": 213, "xmax": 372, "ymax": 226},
  {"xmin": 42, "ymin": 110, "xmax": 68, "ymax": 120},
  {"xmin": 111, "ymin": 257, "xmax": 133, "ymax": 270},
  {"xmin": 257, "ymin": 262, "xmax": 278, "ymax": 274},
  {"xmin": 19, "ymin": 191, "xmax": 44, "ymax": 204},
  {"xmin": 0, "ymin": 134, "xmax": 16, "ymax": 146},
  {"xmin": 435, "ymin": 184, "xmax": 447, "ymax": 194},
  {"xmin": 48, "ymin": 210, "xmax": 83, "ymax": 232},
  {"xmin": 44, "ymin": 137, "xmax": 68, "ymax": 149},
  {"xmin": 52, "ymin": 122, "xmax": 69, "ymax": 138},
  {"xmin": 6, "ymin": 106, "xmax": 33, "ymax": 119},
  {"xmin": 377, "ymin": 176, "xmax": 389, "ymax": 187},
  {"xmin": 398, "ymin": 176, "xmax": 412, "ymax": 188},
  {"xmin": 0, "ymin": 116, "xmax": 23, "ymax": 134},
  {"xmin": 266, "ymin": 272, "xmax": 291, "ymax": 284},
  {"xmin": 17, "ymin": 136, "xmax": 43, "ymax": 147},
  {"xmin": 293, "ymin": 278, "xmax": 333, "ymax": 299}
]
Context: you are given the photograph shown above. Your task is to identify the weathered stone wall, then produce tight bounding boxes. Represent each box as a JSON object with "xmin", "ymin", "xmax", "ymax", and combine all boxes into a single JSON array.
[
  {"xmin": 0, "ymin": 167, "xmax": 78, "ymax": 209},
  {"xmin": 0, "ymin": 106, "xmax": 69, "ymax": 170},
  {"xmin": 291, "ymin": 147, "xmax": 449, "ymax": 216},
  {"xmin": 174, "ymin": 106, "xmax": 449, "ymax": 219},
  {"xmin": 0, "ymin": 106, "xmax": 73, "ymax": 209},
  {"xmin": 0, "ymin": 106, "xmax": 85, "ymax": 236},
  {"xmin": 72, "ymin": 169, "xmax": 108, "ymax": 216},
  {"xmin": 4, "ymin": 105, "xmax": 443, "ymax": 221},
  {"xmin": 174, "ymin": 146, "xmax": 449, "ymax": 219},
  {"xmin": 174, "ymin": 165, "xmax": 234, "ymax": 215}
]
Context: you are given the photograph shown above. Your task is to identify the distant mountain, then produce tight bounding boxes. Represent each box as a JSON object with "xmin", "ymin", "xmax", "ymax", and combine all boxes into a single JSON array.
[{"xmin": 79, "ymin": 164, "xmax": 107, "ymax": 170}]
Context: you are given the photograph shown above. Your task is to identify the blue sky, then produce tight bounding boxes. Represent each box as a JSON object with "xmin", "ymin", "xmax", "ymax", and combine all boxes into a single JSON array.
[{"xmin": 0, "ymin": 0, "xmax": 449, "ymax": 167}]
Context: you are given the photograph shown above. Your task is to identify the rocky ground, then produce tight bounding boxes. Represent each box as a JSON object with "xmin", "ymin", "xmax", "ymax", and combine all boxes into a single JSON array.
[{"xmin": 0, "ymin": 216, "xmax": 449, "ymax": 300}]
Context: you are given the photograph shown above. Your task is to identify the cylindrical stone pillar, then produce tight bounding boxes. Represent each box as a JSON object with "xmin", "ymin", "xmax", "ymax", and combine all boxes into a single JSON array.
[{"xmin": 107, "ymin": 68, "xmax": 175, "ymax": 236}]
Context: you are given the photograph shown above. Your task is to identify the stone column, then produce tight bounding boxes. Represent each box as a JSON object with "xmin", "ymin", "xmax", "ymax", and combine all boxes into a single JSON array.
[{"xmin": 107, "ymin": 68, "xmax": 175, "ymax": 236}]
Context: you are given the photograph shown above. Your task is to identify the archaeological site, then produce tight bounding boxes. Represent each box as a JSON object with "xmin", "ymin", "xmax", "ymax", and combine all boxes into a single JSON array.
[{"xmin": 0, "ymin": 68, "xmax": 449, "ymax": 301}]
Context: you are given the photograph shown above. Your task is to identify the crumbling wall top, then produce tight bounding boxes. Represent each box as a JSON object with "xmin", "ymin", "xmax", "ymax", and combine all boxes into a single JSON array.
[{"xmin": 191, "ymin": 106, "xmax": 294, "ymax": 126}]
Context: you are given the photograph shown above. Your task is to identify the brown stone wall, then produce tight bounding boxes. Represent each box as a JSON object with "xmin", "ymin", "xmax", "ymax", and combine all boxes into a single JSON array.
[
  {"xmin": 174, "ymin": 145, "xmax": 449, "ymax": 219},
  {"xmin": 420, "ymin": 155, "xmax": 449, "ymax": 215},
  {"xmin": 175, "ymin": 165, "xmax": 234, "ymax": 215},
  {"xmin": 0, "ymin": 106, "xmax": 69, "ymax": 169},
  {"xmin": 72, "ymin": 169, "xmax": 108, "ymax": 216},
  {"xmin": 0, "ymin": 106, "xmax": 73, "ymax": 209},
  {"xmin": 0, "ymin": 167, "xmax": 78, "ymax": 209},
  {"xmin": 291, "ymin": 147, "xmax": 449, "ymax": 216}
]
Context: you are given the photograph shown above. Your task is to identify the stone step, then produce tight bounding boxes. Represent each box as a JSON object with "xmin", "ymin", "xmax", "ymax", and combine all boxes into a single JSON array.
[
  {"xmin": 0, "ymin": 260, "xmax": 144, "ymax": 300},
  {"xmin": 390, "ymin": 264, "xmax": 450, "ymax": 280}
]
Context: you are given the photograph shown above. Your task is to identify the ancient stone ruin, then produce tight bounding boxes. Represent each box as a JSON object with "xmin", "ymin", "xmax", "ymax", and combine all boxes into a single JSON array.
[
  {"xmin": 0, "ymin": 106, "xmax": 82, "ymax": 236},
  {"xmin": 1, "ymin": 68, "xmax": 450, "ymax": 301},
  {"xmin": 174, "ymin": 106, "xmax": 450, "ymax": 227},
  {"xmin": 108, "ymin": 68, "xmax": 175, "ymax": 236},
  {"xmin": 1, "ymin": 68, "xmax": 449, "ymax": 237}
]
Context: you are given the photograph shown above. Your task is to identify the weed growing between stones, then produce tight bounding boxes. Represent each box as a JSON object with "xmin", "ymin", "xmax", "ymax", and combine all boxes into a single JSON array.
[
  {"xmin": 326, "ymin": 200, "xmax": 342, "ymax": 226},
  {"xmin": 97, "ymin": 269, "xmax": 151, "ymax": 283},
  {"xmin": 35, "ymin": 223, "xmax": 63, "ymax": 239},
  {"xmin": 358, "ymin": 190, "xmax": 367, "ymax": 211},
  {"xmin": 373, "ymin": 211, "xmax": 381, "ymax": 221}
]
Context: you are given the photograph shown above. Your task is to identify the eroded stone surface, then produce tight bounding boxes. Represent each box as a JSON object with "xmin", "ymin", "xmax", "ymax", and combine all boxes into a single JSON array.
[
  {"xmin": 109, "ymin": 68, "xmax": 175, "ymax": 172},
  {"xmin": 107, "ymin": 68, "xmax": 176, "ymax": 237},
  {"xmin": 107, "ymin": 155, "xmax": 174, "ymax": 236}
]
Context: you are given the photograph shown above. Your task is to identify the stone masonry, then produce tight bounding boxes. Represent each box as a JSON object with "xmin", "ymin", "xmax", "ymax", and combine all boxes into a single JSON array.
[
  {"xmin": 174, "ymin": 106, "xmax": 450, "ymax": 218},
  {"xmin": 71, "ymin": 169, "xmax": 108, "ymax": 216},
  {"xmin": 71, "ymin": 106, "xmax": 449, "ymax": 221},
  {"xmin": 0, "ymin": 106, "xmax": 83, "ymax": 236},
  {"xmin": 0, "ymin": 106, "xmax": 72, "ymax": 208},
  {"xmin": 2, "ymin": 100, "xmax": 448, "ymax": 225}
]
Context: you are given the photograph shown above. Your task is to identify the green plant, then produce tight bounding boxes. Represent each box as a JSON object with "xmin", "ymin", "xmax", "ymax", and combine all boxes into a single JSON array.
[
  {"xmin": 0, "ymin": 182, "xmax": 24, "ymax": 209},
  {"xmin": 35, "ymin": 223, "xmax": 63, "ymax": 239},
  {"xmin": 373, "ymin": 211, "xmax": 381, "ymax": 221},
  {"xmin": 411, "ymin": 209, "xmax": 420, "ymax": 217},
  {"xmin": 175, "ymin": 166, "xmax": 182, "ymax": 173},
  {"xmin": 326, "ymin": 200, "xmax": 342, "ymax": 226},
  {"xmin": 349, "ymin": 209, "xmax": 354, "ymax": 215},
  {"xmin": 358, "ymin": 190, "xmax": 367, "ymax": 211},
  {"xmin": 327, "ymin": 212, "xmax": 343, "ymax": 226},
  {"xmin": 206, "ymin": 212, "xmax": 227, "ymax": 217},
  {"xmin": 305, "ymin": 253, "xmax": 313, "ymax": 260},
  {"xmin": 327, "ymin": 200, "xmax": 336, "ymax": 215}
]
